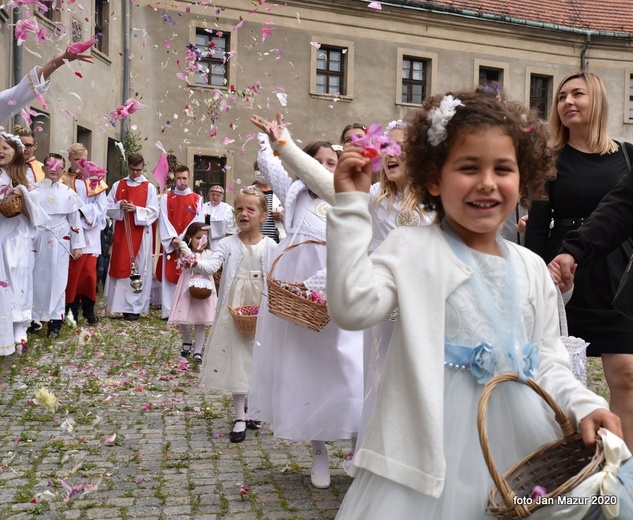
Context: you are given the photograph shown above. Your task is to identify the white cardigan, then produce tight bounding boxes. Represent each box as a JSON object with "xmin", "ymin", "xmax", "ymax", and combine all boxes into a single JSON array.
[{"xmin": 326, "ymin": 192, "xmax": 608, "ymax": 497}]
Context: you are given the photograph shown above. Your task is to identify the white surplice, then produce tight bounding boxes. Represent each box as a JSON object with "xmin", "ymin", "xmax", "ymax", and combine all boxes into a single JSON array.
[
  {"xmin": 0, "ymin": 169, "xmax": 49, "ymax": 346},
  {"xmin": 32, "ymin": 180, "xmax": 85, "ymax": 321}
]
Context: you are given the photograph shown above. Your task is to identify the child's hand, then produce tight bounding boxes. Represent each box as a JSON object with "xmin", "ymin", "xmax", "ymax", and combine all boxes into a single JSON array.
[
  {"xmin": 251, "ymin": 113, "xmax": 285, "ymax": 142},
  {"xmin": 549, "ymin": 253, "xmax": 576, "ymax": 288},
  {"xmin": 579, "ymin": 409, "xmax": 623, "ymax": 448},
  {"xmin": 71, "ymin": 248, "xmax": 83, "ymax": 260},
  {"xmin": 334, "ymin": 147, "xmax": 373, "ymax": 194},
  {"xmin": 548, "ymin": 261, "xmax": 576, "ymax": 293},
  {"xmin": 516, "ymin": 214, "xmax": 528, "ymax": 234}
]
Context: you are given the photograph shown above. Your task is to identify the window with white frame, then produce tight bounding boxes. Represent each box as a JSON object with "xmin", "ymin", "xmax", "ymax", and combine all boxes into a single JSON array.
[
  {"xmin": 316, "ymin": 45, "xmax": 346, "ymax": 95},
  {"xmin": 479, "ymin": 66, "xmax": 503, "ymax": 86},
  {"xmin": 402, "ymin": 56, "xmax": 428, "ymax": 105},
  {"xmin": 529, "ymin": 74, "xmax": 552, "ymax": 120}
]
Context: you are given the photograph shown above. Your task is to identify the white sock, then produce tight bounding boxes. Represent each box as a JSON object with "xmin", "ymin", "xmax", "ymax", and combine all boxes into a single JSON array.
[
  {"xmin": 193, "ymin": 325, "xmax": 206, "ymax": 355},
  {"xmin": 311, "ymin": 441, "xmax": 329, "ymax": 478},
  {"xmin": 180, "ymin": 325, "xmax": 192, "ymax": 344},
  {"xmin": 232, "ymin": 393, "xmax": 247, "ymax": 432}
]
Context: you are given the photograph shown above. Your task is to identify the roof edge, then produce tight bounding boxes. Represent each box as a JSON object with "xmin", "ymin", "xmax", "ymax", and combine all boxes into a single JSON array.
[{"xmin": 363, "ymin": 0, "xmax": 633, "ymax": 39}]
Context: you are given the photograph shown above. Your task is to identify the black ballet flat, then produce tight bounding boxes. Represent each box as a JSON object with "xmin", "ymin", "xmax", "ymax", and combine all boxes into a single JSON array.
[
  {"xmin": 246, "ymin": 419, "xmax": 261, "ymax": 430},
  {"xmin": 229, "ymin": 420, "xmax": 247, "ymax": 443}
]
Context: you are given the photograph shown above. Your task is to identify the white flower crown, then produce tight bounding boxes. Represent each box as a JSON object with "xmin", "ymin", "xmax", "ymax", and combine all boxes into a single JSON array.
[
  {"xmin": 426, "ymin": 95, "xmax": 464, "ymax": 146},
  {"xmin": 384, "ymin": 119, "xmax": 408, "ymax": 135},
  {"xmin": 0, "ymin": 132, "xmax": 26, "ymax": 153}
]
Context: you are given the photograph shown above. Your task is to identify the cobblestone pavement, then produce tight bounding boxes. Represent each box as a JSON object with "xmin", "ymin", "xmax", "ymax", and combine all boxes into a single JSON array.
[{"xmin": 0, "ymin": 303, "xmax": 352, "ymax": 519}]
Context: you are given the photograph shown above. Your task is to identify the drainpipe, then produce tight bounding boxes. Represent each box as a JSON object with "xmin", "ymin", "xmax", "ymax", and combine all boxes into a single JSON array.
[
  {"xmin": 12, "ymin": 6, "xmax": 22, "ymax": 127},
  {"xmin": 580, "ymin": 33, "xmax": 591, "ymax": 71},
  {"xmin": 120, "ymin": 0, "xmax": 131, "ymax": 176}
]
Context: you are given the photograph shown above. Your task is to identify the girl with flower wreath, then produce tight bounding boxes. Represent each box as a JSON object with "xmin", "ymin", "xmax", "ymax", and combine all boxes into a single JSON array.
[
  {"xmin": 247, "ymin": 115, "xmax": 364, "ymax": 489},
  {"xmin": 0, "ymin": 132, "xmax": 48, "ymax": 354},
  {"xmin": 194, "ymin": 188, "xmax": 277, "ymax": 443},
  {"xmin": 328, "ymin": 87, "xmax": 623, "ymax": 519}
]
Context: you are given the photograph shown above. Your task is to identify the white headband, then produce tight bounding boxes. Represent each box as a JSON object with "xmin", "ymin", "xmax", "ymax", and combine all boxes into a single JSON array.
[{"xmin": 0, "ymin": 132, "xmax": 26, "ymax": 153}]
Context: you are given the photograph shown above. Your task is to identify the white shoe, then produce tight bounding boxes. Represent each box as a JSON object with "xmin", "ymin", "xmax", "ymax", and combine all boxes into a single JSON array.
[{"xmin": 310, "ymin": 470, "xmax": 331, "ymax": 489}]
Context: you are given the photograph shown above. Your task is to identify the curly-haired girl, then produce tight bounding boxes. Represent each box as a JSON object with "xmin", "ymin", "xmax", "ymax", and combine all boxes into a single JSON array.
[{"xmin": 327, "ymin": 87, "xmax": 622, "ymax": 518}]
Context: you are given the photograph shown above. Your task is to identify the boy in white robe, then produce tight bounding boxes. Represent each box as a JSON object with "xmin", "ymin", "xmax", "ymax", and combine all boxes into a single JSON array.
[{"xmin": 32, "ymin": 154, "xmax": 85, "ymax": 337}]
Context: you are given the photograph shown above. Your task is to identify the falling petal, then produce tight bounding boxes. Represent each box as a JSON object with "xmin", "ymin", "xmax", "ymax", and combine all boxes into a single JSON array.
[
  {"xmin": 368, "ymin": 1, "xmax": 382, "ymax": 9},
  {"xmin": 104, "ymin": 433, "xmax": 117, "ymax": 446}
]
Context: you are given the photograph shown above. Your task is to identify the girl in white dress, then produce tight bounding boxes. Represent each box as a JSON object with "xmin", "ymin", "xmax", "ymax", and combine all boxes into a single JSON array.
[
  {"xmin": 0, "ymin": 132, "xmax": 48, "ymax": 353},
  {"xmin": 248, "ymin": 115, "xmax": 364, "ymax": 489},
  {"xmin": 169, "ymin": 221, "xmax": 217, "ymax": 361},
  {"xmin": 196, "ymin": 189, "xmax": 277, "ymax": 443},
  {"xmin": 327, "ymin": 88, "xmax": 622, "ymax": 519}
]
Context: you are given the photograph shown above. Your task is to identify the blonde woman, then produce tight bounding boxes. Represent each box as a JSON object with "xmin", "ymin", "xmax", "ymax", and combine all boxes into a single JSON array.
[{"xmin": 526, "ymin": 71, "xmax": 633, "ymax": 448}]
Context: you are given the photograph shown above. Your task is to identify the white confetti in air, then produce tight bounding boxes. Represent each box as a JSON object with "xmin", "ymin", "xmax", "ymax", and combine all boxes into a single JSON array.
[{"xmin": 276, "ymin": 92, "xmax": 288, "ymax": 106}]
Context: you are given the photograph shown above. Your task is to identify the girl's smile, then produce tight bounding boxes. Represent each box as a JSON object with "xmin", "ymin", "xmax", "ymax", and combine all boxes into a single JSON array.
[{"xmin": 428, "ymin": 128, "xmax": 520, "ymax": 253}]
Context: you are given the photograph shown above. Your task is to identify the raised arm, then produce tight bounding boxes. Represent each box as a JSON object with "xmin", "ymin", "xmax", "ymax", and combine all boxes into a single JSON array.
[{"xmin": 252, "ymin": 113, "xmax": 336, "ymax": 204}]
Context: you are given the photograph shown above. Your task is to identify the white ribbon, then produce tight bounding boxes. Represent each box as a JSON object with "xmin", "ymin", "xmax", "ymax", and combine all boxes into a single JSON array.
[{"xmin": 568, "ymin": 428, "xmax": 631, "ymax": 518}]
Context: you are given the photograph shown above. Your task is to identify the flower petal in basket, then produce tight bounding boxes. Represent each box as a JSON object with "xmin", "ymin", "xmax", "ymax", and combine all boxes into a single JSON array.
[{"xmin": 229, "ymin": 306, "xmax": 258, "ymax": 335}]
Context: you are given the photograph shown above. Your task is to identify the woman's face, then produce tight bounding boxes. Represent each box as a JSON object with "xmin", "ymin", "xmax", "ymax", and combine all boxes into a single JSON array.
[
  {"xmin": 557, "ymin": 77, "xmax": 591, "ymax": 130},
  {"xmin": 313, "ymin": 146, "xmax": 339, "ymax": 173},
  {"xmin": 381, "ymin": 128, "xmax": 406, "ymax": 190}
]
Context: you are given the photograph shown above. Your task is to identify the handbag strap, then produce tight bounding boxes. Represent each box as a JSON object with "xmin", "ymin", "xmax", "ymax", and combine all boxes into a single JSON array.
[{"xmin": 621, "ymin": 141, "xmax": 632, "ymax": 173}]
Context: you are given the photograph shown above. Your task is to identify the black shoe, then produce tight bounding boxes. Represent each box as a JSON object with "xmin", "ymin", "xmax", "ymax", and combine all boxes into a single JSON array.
[
  {"xmin": 246, "ymin": 420, "xmax": 261, "ymax": 430},
  {"xmin": 181, "ymin": 343, "xmax": 192, "ymax": 358},
  {"xmin": 192, "ymin": 352, "xmax": 202, "ymax": 363},
  {"xmin": 27, "ymin": 321, "xmax": 43, "ymax": 334},
  {"xmin": 83, "ymin": 299, "xmax": 99, "ymax": 324},
  {"xmin": 123, "ymin": 313, "xmax": 140, "ymax": 321},
  {"xmin": 229, "ymin": 420, "xmax": 247, "ymax": 443}
]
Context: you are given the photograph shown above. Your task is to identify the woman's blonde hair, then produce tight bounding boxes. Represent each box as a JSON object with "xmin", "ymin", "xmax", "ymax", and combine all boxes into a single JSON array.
[{"xmin": 549, "ymin": 71, "xmax": 618, "ymax": 155}]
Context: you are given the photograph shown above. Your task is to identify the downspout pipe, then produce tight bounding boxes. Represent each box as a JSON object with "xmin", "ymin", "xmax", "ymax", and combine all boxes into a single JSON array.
[
  {"xmin": 580, "ymin": 33, "xmax": 591, "ymax": 71},
  {"xmin": 12, "ymin": 6, "xmax": 22, "ymax": 126},
  {"xmin": 120, "ymin": 0, "xmax": 131, "ymax": 176}
]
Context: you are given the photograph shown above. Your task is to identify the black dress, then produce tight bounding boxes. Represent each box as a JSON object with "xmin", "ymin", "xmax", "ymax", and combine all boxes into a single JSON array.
[{"xmin": 525, "ymin": 143, "xmax": 633, "ymax": 355}]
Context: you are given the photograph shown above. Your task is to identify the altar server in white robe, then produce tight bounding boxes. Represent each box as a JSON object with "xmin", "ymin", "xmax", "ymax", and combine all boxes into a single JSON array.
[
  {"xmin": 105, "ymin": 153, "xmax": 159, "ymax": 320},
  {"xmin": 32, "ymin": 153, "xmax": 85, "ymax": 337}
]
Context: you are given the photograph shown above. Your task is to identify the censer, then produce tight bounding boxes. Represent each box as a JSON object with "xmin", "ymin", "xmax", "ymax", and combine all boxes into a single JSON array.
[
  {"xmin": 124, "ymin": 210, "xmax": 143, "ymax": 293},
  {"xmin": 129, "ymin": 263, "xmax": 143, "ymax": 293}
]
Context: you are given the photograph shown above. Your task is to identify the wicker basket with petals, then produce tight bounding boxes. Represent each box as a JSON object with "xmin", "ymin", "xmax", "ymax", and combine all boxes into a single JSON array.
[
  {"xmin": 479, "ymin": 373, "xmax": 605, "ymax": 519},
  {"xmin": 266, "ymin": 240, "xmax": 330, "ymax": 333},
  {"xmin": 0, "ymin": 193, "xmax": 22, "ymax": 218},
  {"xmin": 229, "ymin": 306, "xmax": 258, "ymax": 334}
]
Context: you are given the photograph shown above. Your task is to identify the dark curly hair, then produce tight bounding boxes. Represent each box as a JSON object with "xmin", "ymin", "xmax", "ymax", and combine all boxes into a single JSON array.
[{"xmin": 405, "ymin": 86, "xmax": 555, "ymax": 221}]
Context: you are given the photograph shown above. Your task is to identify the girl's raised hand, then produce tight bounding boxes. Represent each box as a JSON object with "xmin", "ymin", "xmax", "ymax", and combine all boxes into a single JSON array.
[
  {"xmin": 334, "ymin": 147, "xmax": 372, "ymax": 194},
  {"xmin": 251, "ymin": 113, "xmax": 285, "ymax": 142}
]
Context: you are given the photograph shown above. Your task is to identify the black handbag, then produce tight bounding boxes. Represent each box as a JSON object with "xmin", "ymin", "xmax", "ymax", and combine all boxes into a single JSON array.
[{"xmin": 612, "ymin": 143, "xmax": 633, "ymax": 319}]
